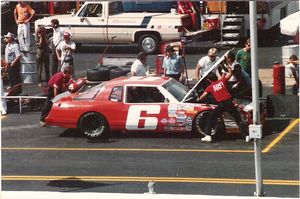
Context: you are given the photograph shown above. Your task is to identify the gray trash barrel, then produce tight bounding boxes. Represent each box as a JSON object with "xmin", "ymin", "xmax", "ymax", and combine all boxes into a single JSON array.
[{"xmin": 20, "ymin": 52, "xmax": 37, "ymax": 84}]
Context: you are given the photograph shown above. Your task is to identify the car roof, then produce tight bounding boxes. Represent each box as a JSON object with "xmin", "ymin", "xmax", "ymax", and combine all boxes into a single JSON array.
[{"xmin": 104, "ymin": 76, "xmax": 171, "ymax": 87}]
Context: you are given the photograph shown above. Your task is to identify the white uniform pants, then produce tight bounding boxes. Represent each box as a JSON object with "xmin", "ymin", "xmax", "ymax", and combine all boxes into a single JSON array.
[
  {"xmin": 17, "ymin": 23, "xmax": 31, "ymax": 52},
  {"xmin": 0, "ymin": 79, "xmax": 7, "ymax": 114}
]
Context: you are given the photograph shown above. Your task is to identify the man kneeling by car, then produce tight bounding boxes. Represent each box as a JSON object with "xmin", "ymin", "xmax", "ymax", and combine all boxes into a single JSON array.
[
  {"xmin": 40, "ymin": 66, "xmax": 73, "ymax": 127},
  {"xmin": 197, "ymin": 62, "xmax": 249, "ymax": 143}
]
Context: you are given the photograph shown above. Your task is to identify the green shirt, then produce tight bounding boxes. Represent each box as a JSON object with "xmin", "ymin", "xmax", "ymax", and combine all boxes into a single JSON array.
[{"xmin": 236, "ymin": 49, "xmax": 251, "ymax": 77}]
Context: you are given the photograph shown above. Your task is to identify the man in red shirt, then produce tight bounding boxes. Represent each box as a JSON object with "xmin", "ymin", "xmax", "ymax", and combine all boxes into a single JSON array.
[
  {"xmin": 40, "ymin": 66, "xmax": 73, "ymax": 126},
  {"xmin": 197, "ymin": 62, "xmax": 248, "ymax": 143}
]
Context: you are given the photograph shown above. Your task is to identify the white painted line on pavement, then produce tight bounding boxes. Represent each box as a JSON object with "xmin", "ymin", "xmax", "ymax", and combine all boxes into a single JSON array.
[
  {"xmin": 2, "ymin": 124, "xmax": 40, "ymax": 131},
  {"xmin": 1, "ymin": 191, "xmax": 296, "ymax": 199}
]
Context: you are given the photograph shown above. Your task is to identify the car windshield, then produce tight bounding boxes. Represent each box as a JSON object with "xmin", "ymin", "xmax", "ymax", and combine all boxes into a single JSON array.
[
  {"xmin": 162, "ymin": 79, "xmax": 188, "ymax": 102},
  {"xmin": 74, "ymin": 83, "xmax": 104, "ymax": 100}
]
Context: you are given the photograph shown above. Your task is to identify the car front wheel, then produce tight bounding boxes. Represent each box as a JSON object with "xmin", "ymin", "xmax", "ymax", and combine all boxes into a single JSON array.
[
  {"xmin": 193, "ymin": 111, "xmax": 226, "ymax": 138},
  {"xmin": 79, "ymin": 112, "xmax": 109, "ymax": 139}
]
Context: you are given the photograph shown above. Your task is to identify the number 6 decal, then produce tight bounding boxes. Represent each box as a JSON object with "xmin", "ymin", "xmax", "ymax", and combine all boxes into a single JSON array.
[{"xmin": 126, "ymin": 105, "xmax": 160, "ymax": 130}]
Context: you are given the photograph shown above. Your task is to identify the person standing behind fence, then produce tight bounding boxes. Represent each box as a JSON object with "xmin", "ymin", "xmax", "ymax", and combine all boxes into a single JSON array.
[
  {"xmin": 14, "ymin": 1, "xmax": 35, "ymax": 52},
  {"xmin": 4, "ymin": 32, "xmax": 21, "ymax": 89},
  {"xmin": 56, "ymin": 32, "xmax": 76, "ymax": 73},
  {"xmin": 50, "ymin": 19, "xmax": 64, "ymax": 75},
  {"xmin": 162, "ymin": 45, "xmax": 185, "ymax": 83},
  {"xmin": 35, "ymin": 26, "xmax": 50, "ymax": 87}
]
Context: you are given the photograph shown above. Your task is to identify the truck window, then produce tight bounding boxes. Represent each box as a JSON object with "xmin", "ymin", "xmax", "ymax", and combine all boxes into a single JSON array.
[
  {"xmin": 109, "ymin": 2, "xmax": 124, "ymax": 15},
  {"xmin": 78, "ymin": 4, "xmax": 103, "ymax": 17}
]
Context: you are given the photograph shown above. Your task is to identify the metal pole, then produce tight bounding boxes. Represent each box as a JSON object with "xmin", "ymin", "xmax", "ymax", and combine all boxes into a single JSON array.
[{"xmin": 249, "ymin": 1, "xmax": 264, "ymax": 197}]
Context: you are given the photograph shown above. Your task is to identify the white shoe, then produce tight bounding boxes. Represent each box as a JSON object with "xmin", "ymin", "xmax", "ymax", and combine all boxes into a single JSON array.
[
  {"xmin": 40, "ymin": 121, "xmax": 46, "ymax": 127},
  {"xmin": 201, "ymin": 135, "xmax": 212, "ymax": 143},
  {"xmin": 245, "ymin": 136, "xmax": 251, "ymax": 142}
]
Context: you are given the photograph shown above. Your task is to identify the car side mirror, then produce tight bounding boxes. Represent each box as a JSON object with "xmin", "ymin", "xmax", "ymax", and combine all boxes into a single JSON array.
[
  {"xmin": 80, "ymin": 17, "xmax": 85, "ymax": 22},
  {"xmin": 71, "ymin": 9, "xmax": 76, "ymax": 16},
  {"xmin": 164, "ymin": 98, "xmax": 169, "ymax": 103}
]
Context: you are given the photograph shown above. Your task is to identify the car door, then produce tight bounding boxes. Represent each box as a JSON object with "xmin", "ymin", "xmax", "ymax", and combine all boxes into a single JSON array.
[
  {"xmin": 123, "ymin": 85, "xmax": 169, "ymax": 133},
  {"xmin": 73, "ymin": 3, "xmax": 106, "ymax": 43}
]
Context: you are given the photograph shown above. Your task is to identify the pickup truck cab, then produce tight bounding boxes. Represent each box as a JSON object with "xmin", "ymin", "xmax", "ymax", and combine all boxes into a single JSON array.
[{"xmin": 35, "ymin": 1, "xmax": 203, "ymax": 53}]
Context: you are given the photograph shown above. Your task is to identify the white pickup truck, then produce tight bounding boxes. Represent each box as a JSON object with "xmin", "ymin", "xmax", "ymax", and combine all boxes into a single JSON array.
[{"xmin": 35, "ymin": 1, "xmax": 203, "ymax": 53}]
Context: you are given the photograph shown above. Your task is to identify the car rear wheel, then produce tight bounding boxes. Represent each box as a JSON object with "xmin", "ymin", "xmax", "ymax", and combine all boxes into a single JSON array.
[
  {"xmin": 193, "ymin": 111, "xmax": 226, "ymax": 138},
  {"xmin": 138, "ymin": 34, "xmax": 159, "ymax": 54},
  {"xmin": 79, "ymin": 112, "xmax": 109, "ymax": 139}
]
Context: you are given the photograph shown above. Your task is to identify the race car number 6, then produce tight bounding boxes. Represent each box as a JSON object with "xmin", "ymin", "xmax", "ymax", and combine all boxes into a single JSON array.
[{"xmin": 126, "ymin": 105, "xmax": 160, "ymax": 130}]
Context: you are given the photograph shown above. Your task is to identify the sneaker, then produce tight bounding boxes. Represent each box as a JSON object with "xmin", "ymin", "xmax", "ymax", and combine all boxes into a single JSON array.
[
  {"xmin": 245, "ymin": 136, "xmax": 251, "ymax": 142},
  {"xmin": 40, "ymin": 121, "xmax": 46, "ymax": 127},
  {"xmin": 201, "ymin": 135, "xmax": 212, "ymax": 143},
  {"xmin": 1, "ymin": 111, "xmax": 7, "ymax": 115}
]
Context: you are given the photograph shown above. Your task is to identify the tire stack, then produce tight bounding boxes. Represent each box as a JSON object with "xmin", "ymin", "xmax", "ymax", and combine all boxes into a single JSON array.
[{"xmin": 86, "ymin": 64, "xmax": 132, "ymax": 82}]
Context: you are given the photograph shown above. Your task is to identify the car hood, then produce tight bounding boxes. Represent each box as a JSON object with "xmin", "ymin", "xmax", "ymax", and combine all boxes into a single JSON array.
[{"xmin": 181, "ymin": 49, "xmax": 231, "ymax": 102}]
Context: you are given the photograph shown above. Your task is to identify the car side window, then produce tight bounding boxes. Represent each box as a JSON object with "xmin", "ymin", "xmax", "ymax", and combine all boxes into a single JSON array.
[
  {"xmin": 126, "ymin": 86, "xmax": 165, "ymax": 103},
  {"xmin": 110, "ymin": 86, "xmax": 123, "ymax": 102}
]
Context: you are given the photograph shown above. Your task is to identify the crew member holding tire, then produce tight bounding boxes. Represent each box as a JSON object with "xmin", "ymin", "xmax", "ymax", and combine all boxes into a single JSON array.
[
  {"xmin": 131, "ymin": 52, "xmax": 147, "ymax": 76},
  {"xmin": 40, "ymin": 66, "xmax": 73, "ymax": 126},
  {"xmin": 197, "ymin": 62, "xmax": 249, "ymax": 143}
]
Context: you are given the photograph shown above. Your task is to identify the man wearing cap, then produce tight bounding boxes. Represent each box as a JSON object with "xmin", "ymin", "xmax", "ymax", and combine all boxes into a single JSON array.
[
  {"xmin": 14, "ymin": 1, "xmax": 35, "ymax": 52},
  {"xmin": 195, "ymin": 48, "xmax": 219, "ymax": 81},
  {"xmin": 4, "ymin": 32, "xmax": 21, "ymax": 88},
  {"xmin": 40, "ymin": 66, "xmax": 74, "ymax": 127},
  {"xmin": 162, "ymin": 46, "xmax": 185, "ymax": 82},
  {"xmin": 56, "ymin": 32, "xmax": 76, "ymax": 73},
  {"xmin": 50, "ymin": 19, "xmax": 64, "ymax": 75},
  {"xmin": 131, "ymin": 52, "xmax": 147, "ymax": 76}
]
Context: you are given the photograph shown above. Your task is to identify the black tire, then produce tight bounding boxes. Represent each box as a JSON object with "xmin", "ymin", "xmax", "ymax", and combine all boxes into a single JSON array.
[
  {"xmin": 109, "ymin": 67, "xmax": 128, "ymax": 79},
  {"xmin": 138, "ymin": 34, "xmax": 159, "ymax": 54},
  {"xmin": 193, "ymin": 111, "xmax": 226, "ymax": 138},
  {"xmin": 87, "ymin": 67, "xmax": 110, "ymax": 81},
  {"xmin": 78, "ymin": 112, "xmax": 109, "ymax": 139}
]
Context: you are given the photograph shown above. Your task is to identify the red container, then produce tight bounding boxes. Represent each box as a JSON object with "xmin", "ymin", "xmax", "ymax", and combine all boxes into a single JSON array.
[
  {"xmin": 156, "ymin": 55, "xmax": 165, "ymax": 76},
  {"xmin": 69, "ymin": 78, "xmax": 86, "ymax": 93},
  {"xmin": 206, "ymin": 17, "xmax": 220, "ymax": 30},
  {"xmin": 273, "ymin": 63, "xmax": 285, "ymax": 95}
]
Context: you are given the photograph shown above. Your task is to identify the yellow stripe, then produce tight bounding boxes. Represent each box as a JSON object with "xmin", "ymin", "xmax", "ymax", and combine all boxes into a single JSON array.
[
  {"xmin": 2, "ymin": 175, "xmax": 299, "ymax": 186},
  {"xmin": 262, "ymin": 118, "xmax": 300, "ymax": 153},
  {"xmin": 1, "ymin": 147, "xmax": 254, "ymax": 153}
]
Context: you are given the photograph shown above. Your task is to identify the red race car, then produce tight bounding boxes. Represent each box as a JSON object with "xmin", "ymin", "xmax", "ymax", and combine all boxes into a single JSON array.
[{"xmin": 46, "ymin": 51, "xmax": 262, "ymax": 139}]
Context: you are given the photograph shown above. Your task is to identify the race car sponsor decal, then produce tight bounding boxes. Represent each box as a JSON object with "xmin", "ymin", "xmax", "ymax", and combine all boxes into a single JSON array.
[
  {"xmin": 126, "ymin": 105, "xmax": 160, "ymax": 130},
  {"xmin": 168, "ymin": 104, "xmax": 177, "ymax": 117},
  {"xmin": 186, "ymin": 116, "xmax": 193, "ymax": 122},
  {"xmin": 168, "ymin": 118, "xmax": 176, "ymax": 124},
  {"xmin": 160, "ymin": 118, "xmax": 168, "ymax": 124}
]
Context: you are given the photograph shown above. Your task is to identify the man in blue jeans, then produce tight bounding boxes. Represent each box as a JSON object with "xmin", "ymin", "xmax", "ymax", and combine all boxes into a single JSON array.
[{"xmin": 197, "ymin": 62, "xmax": 249, "ymax": 143}]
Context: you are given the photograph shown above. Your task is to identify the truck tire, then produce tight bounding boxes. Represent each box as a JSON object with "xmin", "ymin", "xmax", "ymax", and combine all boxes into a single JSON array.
[
  {"xmin": 138, "ymin": 34, "xmax": 159, "ymax": 54},
  {"xmin": 87, "ymin": 67, "xmax": 110, "ymax": 81},
  {"xmin": 109, "ymin": 68, "xmax": 128, "ymax": 79}
]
